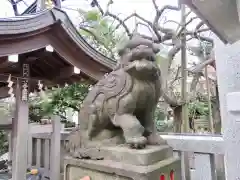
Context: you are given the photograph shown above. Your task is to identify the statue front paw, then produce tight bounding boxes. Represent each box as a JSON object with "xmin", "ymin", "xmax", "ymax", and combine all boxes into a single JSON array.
[
  {"xmin": 126, "ymin": 136, "xmax": 147, "ymax": 149},
  {"xmin": 146, "ymin": 133, "xmax": 166, "ymax": 145}
]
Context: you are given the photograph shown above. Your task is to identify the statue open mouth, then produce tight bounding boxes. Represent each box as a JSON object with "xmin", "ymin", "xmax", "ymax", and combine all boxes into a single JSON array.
[{"xmin": 124, "ymin": 59, "xmax": 159, "ymax": 79}]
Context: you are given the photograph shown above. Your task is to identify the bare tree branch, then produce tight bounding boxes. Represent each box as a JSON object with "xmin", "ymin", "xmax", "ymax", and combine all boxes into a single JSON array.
[
  {"xmin": 195, "ymin": 21, "xmax": 205, "ymax": 30},
  {"xmin": 152, "ymin": 3, "xmax": 180, "ymax": 40},
  {"xmin": 197, "ymin": 28, "xmax": 210, "ymax": 33},
  {"xmin": 8, "ymin": 0, "xmax": 19, "ymax": 15},
  {"xmin": 79, "ymin": 26, "xmax": 115, "ymax": 58},
  {"xmin": 169, "ymin": 65, "xmax": 181, "ymax": 86},
  {"xmin": 194, "ymin": 33, "xmax": 214, "ymax": 43},
  {"xmin": 105, "ymin": 11, "xmax": 132, "ymax": 37},
  {"xmin": 114, "ymin": 14, "xmax": 135, "ymax": 31},
  {"xmin": 90, "ymin": 0, "xmax": 104, "ymax": 15},
  {"xmin": 162, "ymin": 90, "xmax": 180, "ymax": 107},
  {"xmin": 91, "ymin": 0, "xmax": 131, "ymax": 37},
  {"xmin": 167, "ymin": 44, "xmax": 182, "ymax": 69},
  {"xmin": 177, "ymin": 16, "xmax": 199, "ymax": 37},
  {"xmin": 190, "ymin": 73, "xmax": 202, "ymax": 92},
  {"xmin": 188, "ymin": 58, "xmax": 215, "ymax": 73},
  {"xmin": 86, "ymin": 0, "xmax": 215, "ymax": 108}
]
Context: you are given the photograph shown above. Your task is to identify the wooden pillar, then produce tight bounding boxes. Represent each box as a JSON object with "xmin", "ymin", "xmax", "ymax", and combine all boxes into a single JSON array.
[
  {"xmin": 50, "ymin": 115, "xmax": 61, "ymax": 180},
  {"xmin": 12, "ymin": 81, "xmax": 29, "ymax": 180},
  {"xmin": 12, "ymin": 63, "xmax": 30, "ymax": 180}
]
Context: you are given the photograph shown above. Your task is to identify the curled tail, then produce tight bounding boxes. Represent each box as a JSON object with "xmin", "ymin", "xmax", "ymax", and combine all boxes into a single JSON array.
[{"xmin": 64, "ymin": 127, "xmax": 82, "ymax": 157}]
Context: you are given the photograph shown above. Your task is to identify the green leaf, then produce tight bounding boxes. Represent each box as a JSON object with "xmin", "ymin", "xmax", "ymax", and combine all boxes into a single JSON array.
[
  {"xmin": 77, "ymin": 8, "xmax": 128, "ymax": 59},
  {"xmin": 29, "ymin": 83, "xmax": 90, "ymax": 122},
  {"xmin": 84, "ymin": 10, "xmax": 101, "ymax": 22}
]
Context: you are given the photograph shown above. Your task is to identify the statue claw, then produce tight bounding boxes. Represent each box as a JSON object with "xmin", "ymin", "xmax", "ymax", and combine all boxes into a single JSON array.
[
  {"xmin": 126, "ymin": 136, "xmax": 147, "ymax": 149},
  {"xmin": 129, "ymin": 143, "xmax": 146, "ymax": 149}
]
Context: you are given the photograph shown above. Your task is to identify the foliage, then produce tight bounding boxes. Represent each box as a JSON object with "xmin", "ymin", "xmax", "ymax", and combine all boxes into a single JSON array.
[
  {"xmin": 78, "ymin": 9, "xmax": 128, "ymax": 59},
  {"xmin": 154, "ymin": 109, "xmax": 166, "ymax": 122},
  {"xmin": 188, "ymin": 100, "xmax": 209, "ymax": 120},
  {"xmin": 0, "ymin": 100, "xmax": 15, "ymax": 118},
  {"xmin": 60, "ymin": 120, "xmax": 76, "ymax": 128},
  {"xmin": 0, "ymin": 131, "xmax": 8, "ymax": 155},
  {"xmin": 154, "ymin": 109, "xmax": 167, "ymax": 132},
  {"xmin": 29, "ymin": 83, "xmax": 89, "ymax": 122}
]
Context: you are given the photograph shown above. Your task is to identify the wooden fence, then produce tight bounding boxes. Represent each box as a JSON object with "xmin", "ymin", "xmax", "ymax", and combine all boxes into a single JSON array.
[
  {"xmin": 24, "ymin": 126, "xmax": 226, "ymax": 180},
  {"xmin": 7, "ymin": 118, "xmax": 64, "ymax": 180}
]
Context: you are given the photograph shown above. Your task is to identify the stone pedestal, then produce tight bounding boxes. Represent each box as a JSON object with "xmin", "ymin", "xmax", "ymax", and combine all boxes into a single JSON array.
[{"xmin": 64, "ymin": 145, "xmax": 181, "ymax": 180}]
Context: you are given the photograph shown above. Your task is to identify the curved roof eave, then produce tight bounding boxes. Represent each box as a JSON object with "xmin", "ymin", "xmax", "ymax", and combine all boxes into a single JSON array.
[{"xmin": 0, "ymin": 8, "xmax": 117, "ymax": 70}]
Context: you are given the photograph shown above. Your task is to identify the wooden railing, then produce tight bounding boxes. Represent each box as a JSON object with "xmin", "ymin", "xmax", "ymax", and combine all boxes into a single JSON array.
[
  {"xmin": 161, "ymin": 133, "xmax": 225, "ymax": 180},
  {"xmin": 28, "ymin": 132, "xmax": 68, "ymax": 176},
  {"xmin": 27, "ymin": 126, "xmax": 226, "ymax": 180},
  {"xmin": 27, "ymin": 117, "xmax": 63, "ymax": 180}
]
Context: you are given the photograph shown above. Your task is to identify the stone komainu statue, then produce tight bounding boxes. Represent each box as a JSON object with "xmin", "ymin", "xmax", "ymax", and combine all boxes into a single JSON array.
[{"xmin": 66, "ymin": 36, "xmax": 166, "ymax": 159}]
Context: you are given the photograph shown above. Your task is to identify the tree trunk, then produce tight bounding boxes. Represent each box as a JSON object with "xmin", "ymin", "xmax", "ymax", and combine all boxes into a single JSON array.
[
  {"xmin": 173, "ymin": 106, "xmax": 182, "ymax": 133},
  {"xmin": 212, "ymin": 84, "xmax": 221, "ymax": 134}
]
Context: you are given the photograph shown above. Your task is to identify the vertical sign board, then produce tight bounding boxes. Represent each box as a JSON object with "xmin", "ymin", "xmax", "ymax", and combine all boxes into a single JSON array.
[{"xmin": 22, "ymin": 64, "xmax": 29, "ymax": 102}]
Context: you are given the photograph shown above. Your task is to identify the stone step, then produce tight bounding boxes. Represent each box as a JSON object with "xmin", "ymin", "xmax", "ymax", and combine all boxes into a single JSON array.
[{"xmin": 100, "ymin": 145, "xmax": 173, "ymax": 166}]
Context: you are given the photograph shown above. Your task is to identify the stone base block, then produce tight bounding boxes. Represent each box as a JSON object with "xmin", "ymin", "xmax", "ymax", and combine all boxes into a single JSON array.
[{"xmin": 64, "ymin": 145, "xmax": 181, "ymax": 180}]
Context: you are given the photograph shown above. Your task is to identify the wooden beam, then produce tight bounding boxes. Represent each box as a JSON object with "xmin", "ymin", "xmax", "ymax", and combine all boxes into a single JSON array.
[
  {"xmin": 0, "ymin": 58, "xmax": 15, "ymax": 71},
  {"xmin": 49, "ymin": 66, "xmax": 74, "ymax": 80},
  {"xmin": 0, "ymin": 32, "xmax": 51, "ymax": 57},
  {"xmin": 0, "ymin": 66, "xmax": 75, "ymax": 83},
  {"xmin": 49, "ymin": 31, "xmax": 110, "ymax": 81},
  {"xmin": 0, "ymin": 86, "xmax": 15, "ymax": 99},
  {"xmin": 24, "ymin": 57, "xmax": 38, "ymax": 63}
]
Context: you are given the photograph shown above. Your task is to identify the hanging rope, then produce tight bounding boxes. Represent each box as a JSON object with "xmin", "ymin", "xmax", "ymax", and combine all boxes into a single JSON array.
[
  {"xmin": 0, "ymin": 73, "xmax": 48, "ymax": 83},
  {"xmin": 0, "ymin": 72, "xmax": 61, "ymax": 100},
  {"xmin": 7, "ymin": 74, "xmax": 14, "ymax": 98}
]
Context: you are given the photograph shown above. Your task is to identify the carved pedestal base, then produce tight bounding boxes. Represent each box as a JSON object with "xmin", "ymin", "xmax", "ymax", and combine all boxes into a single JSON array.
[{"xmin": 64, "ymin": 145, "xmax": 181, "ymax": 180}]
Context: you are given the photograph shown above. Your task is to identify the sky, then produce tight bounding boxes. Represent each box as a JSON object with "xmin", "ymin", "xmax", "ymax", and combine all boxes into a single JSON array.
[
  {"xmin": 60, "ymin": 0, "xmax": 180, "ymax": 27},
  {"xmin": 0, "ymin": 0, "xmax": 179, "ymax": 15},
  {"xmin": 0, "ymin": 0, "xmax": 180, "ymax": 29},
  {"xmin": 0, "ymin": 0, "xmax": 208, "ymax": 63},
  {"xmin": 0, "ymin": 0, "xmax": 205, "ymax": 67},
  {"xmin": 0, "ymin": 0, "xmax": 199, "ymax": 43}
]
